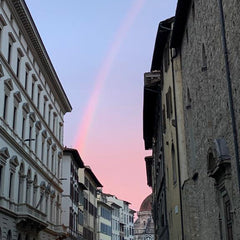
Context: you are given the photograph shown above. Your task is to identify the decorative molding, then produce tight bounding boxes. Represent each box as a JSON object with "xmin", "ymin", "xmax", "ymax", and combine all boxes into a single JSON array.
[
  {"xmin": 9, "ymin": 155, "xmax": 19, "ymax": 167},
  {"xmin": 29, "ymin": 112, "xmax": 36, "ymax": 122},
  {"xmin": 8, "ymin": 32, "xmax": 16, "ymax": 42},
  {"xmin": 41, "ymin": 129, "xmax": 47, "ymax": 139},
  {"xmin": 22, "ymin": 102, "xmax": 30, "ymax": 114},
  {"xmin": 4, "ymin": 78, "xmax": 13, "ymax": 92},
  {"xmin": 17, "ymin": 47, "xmax": 24, "ymax": 57},
  {"xmin": 0, "ymin": 14, "xmax": 7, "ymax": 27},
  {"xmin": 0, "ymin": 147, "xmax": 10, "ymax": 164},
  {"xmin": 35, "ymin": 120, "xmax": 42, "ymax": 131},
  {"xmin": 0, "ymin": 63, "xmax": 4, "ymax": 77},
  {"xmin": 14, "ymin": 91, "xmax": 22, "ymax": 103}
]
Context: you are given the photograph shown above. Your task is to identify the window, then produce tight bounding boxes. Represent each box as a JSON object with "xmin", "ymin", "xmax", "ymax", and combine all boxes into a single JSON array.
[
  {"xmin": 12, "ymin": 106, "xmax": 17, "ymax": 130},
  {"xmin": 25, "ymin": 69, "xmax": 29, "ymax": 90},
  {"xmin": 26, "ymin": 169, "xmax": 31, "ymax": 204},
  {"xmin": 43, "ymin": 101, "xmax": 46, "ymax": 118},
  {"xmin": 166, "ymin": 87, "xmax": 173, "ymax": 119},
  {"xmin": 172, "ymin": 144, "xmax": 177, "ymax": 184},
  {"xmin": 31, "ymin": 80, "xmax": 35, "ymax": 100},
  {"xmin": 46, "ymin": 148, "xmax": 50, "ymax": 167},
  {"xmin": 41, "ymin": 140, "xmax": 45, "ymax": 161},
  {"xmin": 162, "ymin": 105, "xmax": 166, "ymax": 133},
  {"xmin": 35, "ymin": 132, "xmax": 38, "ymax": 155},
  {"xmin": 164, "ymin": 43, "xmax": 170, "ymax": 72},
  {"xmin": 6, "ymin": 230, "xmax": 12, "ymax": 240},
  {"xmin": 18, "ymin": 163, "xmax": 24, "ymax": 203},
  {"xmin": 224, "ymin": 195, "xmax": 233, "ymax": 240},
  {"xmin": 8, "ymin": 39, "xmax": 12, "ymax": 64},
  {"xmin": 32, "ymin": 175, "xmax": 37, "ymax": 207},
  {"xmin": 51, "ymin": 149, "xmax": 54, "ymax": 172},
  {"xmin": 29, "ymin": 126, "xmax": 32, "ymax": 147},
  {"xmin": 202, "ymin": 43, "xmax": 207, "ymax": 71},
  {"xmin": 3, "ymin": 94, "xmax": 8, "ymax": 120},
  {"xmin": 22, "ymin": 117, "xmax": 25, "ymax": 139},
  {"xmin": 16, "ymin": 55, "xmax": 21, "ymax": 78},
  {"xmin": 9, "ymin": 172, "xmax": 13, "ymax": 199},
  {"xmin": 48, "ymin": 105, "xmax": 52, "ymax": 126}
]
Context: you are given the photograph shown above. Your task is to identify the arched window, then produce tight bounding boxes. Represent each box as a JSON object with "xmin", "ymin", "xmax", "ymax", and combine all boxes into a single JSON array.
[
  {"xmin": 56, "ymin": 195, "xmax": 60, "ymax": 225},
  {"xmin": 26, "ymin": 168, "xmax": 32, "ymax": 204},
  {"xmin": 32, "ymin": 174, "xmax": 38, "ymax": 207},
  {"xmin": 17, "ymin": 233, "xmax": 22, "ymax": 240},
  {"xmin": 6, "ymin": 230, "xmax": 12, "ymax": 240},
  {"xmin": 172, "ymin": 144, "xmax": 177, "ymax": 184},
  {"xmin": 18, "ymin": 163, "xmax": 25, "ymax": 203}
]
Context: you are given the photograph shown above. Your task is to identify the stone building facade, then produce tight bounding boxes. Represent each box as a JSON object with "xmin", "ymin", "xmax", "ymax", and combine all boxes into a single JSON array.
[
  {"xmin": 0, "ymin": 0, "xmax": 71, "ymax": 240},
  {"xmin": 171, "ymin": 0, "xmax": 240, "ymax": 239},
  {"xmin": 143, "ymin": 0, "xmax": 240, "ymax": 239}
]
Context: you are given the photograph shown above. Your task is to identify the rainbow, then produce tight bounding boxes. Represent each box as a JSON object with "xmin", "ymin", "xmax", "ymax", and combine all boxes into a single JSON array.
[{"xmin": 74, "ymin": 0, "xmax": 146, "ymax": 153}]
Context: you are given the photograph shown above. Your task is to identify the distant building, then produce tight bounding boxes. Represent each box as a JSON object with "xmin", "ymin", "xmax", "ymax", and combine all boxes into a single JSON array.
[
  {"xmin": 134, "ymin": 195, "xmax": 154, "ymax": 240},
  {"xmin": 0, "ymin": 0, "xmax": 71, "ymax": 240},
  {"xmin": 62, "ymin": 148, "xmax": 85, "ymax": 240},
  {"xmin": 97, "ymin": 191, "xmax": 112, "ymax": 240},
  {"xmin": 79, "ymin": 166, "xmax": 102, "ymax": 240},
  {"xmin": 106, "ymin": 194, "xmax": 135, "ymax": 240}
]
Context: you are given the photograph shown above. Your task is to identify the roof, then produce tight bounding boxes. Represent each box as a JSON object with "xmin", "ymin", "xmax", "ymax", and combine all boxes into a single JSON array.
[
  {"xmin": 139, "ymin": 194, "xmax": 152, "ymax": 212},
  {"xmin": 9, "ymin": 0, "xmax": 72, "ymax": 113},
  {"xmin": 171, "ymin": 0, "xmax": 192, "ymax": 48},
  {"xmin": 63, "ymin": 148, "xmax": 84, "ymax": 168},
  {"xmin": 151, "ymin": 17, "xmax": 174, "ymax": 71},
  {"xmin": 143, "ymin": 18, "xmax": 174, "ymax": 150},
  {"xmin": 143, "ymin": 72, "xmax": 161, "ymax": 150},
  {"xmin": 85, "ymin": 166, "xmax": 103, "ymax": 187}
]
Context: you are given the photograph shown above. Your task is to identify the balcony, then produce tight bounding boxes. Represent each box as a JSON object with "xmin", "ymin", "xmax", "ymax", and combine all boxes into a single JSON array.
[{"xmin": 16, "ymin": 203, "xmax": 47, "ymax": 232}]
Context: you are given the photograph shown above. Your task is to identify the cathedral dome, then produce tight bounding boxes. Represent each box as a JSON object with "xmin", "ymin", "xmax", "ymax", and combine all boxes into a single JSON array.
[{"xmin": 139, "ymin": 194, "xmax": 152, "ymax": 212}]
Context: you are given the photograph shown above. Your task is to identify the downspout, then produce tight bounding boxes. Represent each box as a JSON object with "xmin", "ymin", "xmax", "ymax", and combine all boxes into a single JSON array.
[
  {"xmin": 171, "ymin": 48, "xmax": 184, "ymax": 240},
  {"xmin": 217, "ymin": 0, "xmax": 240, "ymax": 190}
]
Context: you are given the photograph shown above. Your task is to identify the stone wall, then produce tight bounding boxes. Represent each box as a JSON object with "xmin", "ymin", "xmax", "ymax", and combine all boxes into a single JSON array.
[{"xmin": 179, "ymin": 0, "xmax": 240, "ymax": 239}]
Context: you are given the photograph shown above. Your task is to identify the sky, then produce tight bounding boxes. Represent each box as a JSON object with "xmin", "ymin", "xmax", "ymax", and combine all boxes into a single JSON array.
[{"xmin": 25, "ymin": 0, "xmax": 177, "ymax": 212}]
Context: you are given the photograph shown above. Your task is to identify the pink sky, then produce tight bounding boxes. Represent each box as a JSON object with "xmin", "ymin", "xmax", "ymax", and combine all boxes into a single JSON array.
[{"xmin": 26, "ymin": 0, "xmax": 177, "ymax": 212}]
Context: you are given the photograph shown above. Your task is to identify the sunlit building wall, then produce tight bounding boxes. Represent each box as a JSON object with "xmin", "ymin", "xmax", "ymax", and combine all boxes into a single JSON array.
[{"xmin": 0, "ymin": 0, "xmax": 71, "ymax": 239}]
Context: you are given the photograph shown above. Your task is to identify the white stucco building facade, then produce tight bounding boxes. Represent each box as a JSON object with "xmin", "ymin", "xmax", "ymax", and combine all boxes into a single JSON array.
[
  {"xmin": 62, "ymin": 148, "xmax": 85, "ymax": 240},
  {"xmin": 0, "ymin": 1, "xmax": 71, "ymax": 240},
  {"xmin": 106, "ymin": 194, "xmax": 135, "ymax": 240}
]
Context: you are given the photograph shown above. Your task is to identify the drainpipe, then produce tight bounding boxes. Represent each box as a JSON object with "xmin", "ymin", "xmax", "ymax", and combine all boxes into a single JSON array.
[
  {"xmin": 171, "ymin": 48, "xmax": 184, "ymax": 240},
  {"xmin": 217, "ymin": 0, "xmax": 240, "ymax": 190}
]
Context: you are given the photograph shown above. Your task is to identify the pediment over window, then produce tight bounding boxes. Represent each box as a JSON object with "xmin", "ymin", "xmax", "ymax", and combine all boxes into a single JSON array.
[
  {"xmin": 58, "ymin": 151, "xmax": 63, "ymax": 159},
  {"xmin": 29, "ymin": 112, "xmax": 36, "ymax": 122},
  {"xmin": 47, "ymin": 137, "xmax": 52, "ymax": 145},
  {"xmin": 0, "ymin": 14, "xmax": 7, "ymax": 27},
  {"xmin": 207, "ymin": 138, "xmax": 231, "ymax": 180},
  {"xmin": 0, "ymin": 64, "xmax": 4, "ymax": 77},
  {"xmin": 4, "ymin": 78, "xmax": 13, "ymax": 91},
  {"xmin": 22, "ymin": 103, "xmax": 30, "ymax": 114},
  {"xmin": 52, "ymin": 143, "xmax": 57, "ymax": 151},
  {"xmin": 0, "ymin": 147, "xmax": 10, "ymax": 163},
  {"xmin": 42, "ymin": 130, "xmax": 47, "ymax": 138},
  {"xmin": 10, "ymin": 155, "xmax": 19, "ymax": 167},
  {"xmin": 14, "ymin": 91, "xmax": 22, "ymax": 103},
  {"xmin": 35, "ymin": 121, "xmax": 42, "ymax": 130}
]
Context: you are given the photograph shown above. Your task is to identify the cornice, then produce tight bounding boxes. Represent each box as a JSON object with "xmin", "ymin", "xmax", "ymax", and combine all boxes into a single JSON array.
[{"xmin": 8, "ymin": 0, "xmax": 72, "ymax": 113}]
